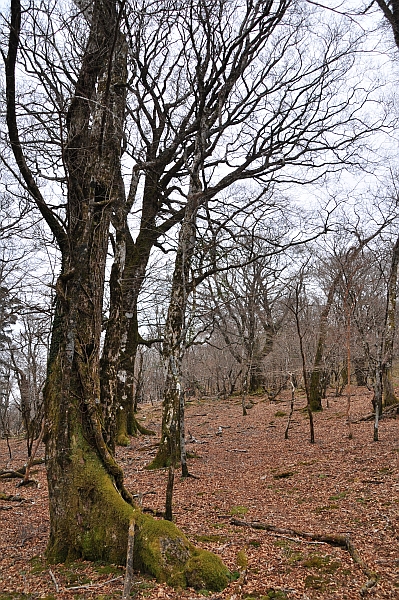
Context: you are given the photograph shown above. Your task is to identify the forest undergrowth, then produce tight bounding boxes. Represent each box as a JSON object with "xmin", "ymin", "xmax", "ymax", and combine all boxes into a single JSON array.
[{"xmin": 0, "ymin": 387, "xmax": 398, "ymax": 600}]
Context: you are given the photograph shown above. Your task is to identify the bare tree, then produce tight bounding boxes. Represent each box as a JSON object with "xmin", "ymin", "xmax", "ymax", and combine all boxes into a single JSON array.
[
  {"xmin": 111, "ymin": 0, "xmax": 384, "ymax": 445},
  {"xmin": 289, "ymin": 267, "xmax": 315, "ymax": 443},
  {"xmin": 0, "ymin": 0, "xmax": 392, "ymax": 581},
  {"xmin": 3, "ymin": 0, "xmax": 232, "ymax": 586}
]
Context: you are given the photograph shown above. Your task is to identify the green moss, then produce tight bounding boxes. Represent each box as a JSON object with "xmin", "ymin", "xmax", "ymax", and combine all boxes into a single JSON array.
[
  {"xmin": 274, "ymin": 411, "xmax": 287, "ymax": 417},
  {"xmin": 134, "ymin": 513, "xmax": 190, "ymax": 585},
  {"xmin": 302, "ymin": 554, "xmax": 340, "ymax": 573},
  {"xmin": 145, "ymin": 452, "xmax": 171, "ymax": 470},
  {"xmin": 116, "ymin": 434, "xmax": 130, "ymax": 446},
  {"xmin": 286, "ymin": 551, "xmax": 303, "ymax": 564},
  {"xmin": 45, "ymin": 391, "xmax": 229, "ymax": 591},
  {"xmin": 243, "ymin": 592, "xmax": 288, "ymax": 600},
  {"xmin": 274, "ymin": 539, "xmax": 291, "ymax": 548},
  {"xmin": 30, "ymin": 555, "xmax": 45, "ymax": 574},
  {"xmin": 265, "ymin": 589, "xmax": 289, "ymax": 599},
  {"xmin": 329, "ymin": 492, "xmax": 347, "ymax": 501},
  {"xmin": 194, "ymin": 534, "xmax": 227, "ymax": 543},
  {"xmin": 236, "ymin": 549, "xmax": 248, "ymax": 569},
  {"xmin": 210, "ymin": 523, "xmax": 226, "ymax": 529},
  {"xmin": 185, "ymin": 549, "xmax": 231, "ymax": 591},
  {"xmin": 230, "ymin": 505, "xmax": 248, "ymax": 516},
  {"xmin": 134, "ymin": 512, "xmax": 230, "ymax": 591},
  {"xmin": 46, "ymin": 446, "xmax": 134, "ymax": 564},
  {"xmin": 94, "ymin": 562, "xmax": 124, "ymax": 576},
  {"xmin": 304, "ymin": 574, "xmax": 328, "ymax": 590},
  {"xmin": 314, "ymin": 504, "xmax": 339, "ymax": 513}
]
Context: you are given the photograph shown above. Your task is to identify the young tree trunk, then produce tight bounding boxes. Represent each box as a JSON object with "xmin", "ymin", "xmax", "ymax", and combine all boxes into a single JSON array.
[
  {"xmin": 293, "ymin": 280, "xmax": 315, "ymax": 444},
  {"xmin": 373, "ymin": 361, "xmax": 383, "ymax": 442},
  {"xmin": 148, "ymin": 178, "xmax": 201, "ymax": 470}
]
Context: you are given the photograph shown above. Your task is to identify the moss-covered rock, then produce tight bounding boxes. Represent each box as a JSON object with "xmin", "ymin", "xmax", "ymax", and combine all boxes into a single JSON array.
[
  {"xmin": 134, "ymin": 512, "xmax": 230, "ymax": 590},
  {"xmin": 185, "ymin": 549, "xmax": 231, "ymax": 591}
]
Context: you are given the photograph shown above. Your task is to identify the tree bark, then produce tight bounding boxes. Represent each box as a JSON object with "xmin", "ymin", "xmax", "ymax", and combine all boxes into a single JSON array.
[
  {"xmin": 148, "ymin": 176, "xmax": 201, "ymax": 470},
  {"xmin": 382, "ymin": 235, "xmax": 399, "ymax": 407},
  {"xmin": 43, "ymin": 0, "xmax": 134, "ymax": 560},
  {"xmin": 5, "ymin": 3, "xmax": 230, "ymax": 586},
  {"xmin": 308, "ymin": 272, "xmax": 340, "ymax": 412}
]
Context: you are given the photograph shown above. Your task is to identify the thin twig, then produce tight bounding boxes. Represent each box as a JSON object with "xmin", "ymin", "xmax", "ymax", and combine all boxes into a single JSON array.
[
  {"xmin": 65, "ymin": 576, "xmax": 123, "ymax": 590},
  {"xmin": 49, "ymin": 569, "xmax": 59, "ymax": 593}
]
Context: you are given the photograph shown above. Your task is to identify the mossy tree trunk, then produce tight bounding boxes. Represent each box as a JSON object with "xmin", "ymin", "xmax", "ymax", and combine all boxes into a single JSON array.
[
  {"xmin": 382, "ymin": 235, "xmax": 399, "ymax": 407},
  {"xmin": 6, "ymin": 3, "xmax": 230, "ymax": 587},
  {"xmin": 43, "ymin": 0, "xmax": 134, "ymax": 560}
]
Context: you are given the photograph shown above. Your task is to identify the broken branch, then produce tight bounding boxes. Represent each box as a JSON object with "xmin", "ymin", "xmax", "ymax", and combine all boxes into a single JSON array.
[{"xmin": 230, "ymin": 518, "xmax": 377, "ymax": 594}]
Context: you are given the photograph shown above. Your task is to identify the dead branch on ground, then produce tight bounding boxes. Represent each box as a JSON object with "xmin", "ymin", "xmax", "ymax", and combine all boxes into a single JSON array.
[
  {"xmin": 353, "ymin": 404, "xmax": 399, "ymax": 422},
  {"xmin": 230, "ymin": 518, "xmax": 377, "ymax": 595},
  {"xmin": 0, "ymin": 492, "xmax": 27, "ymax": 502},
  {"xmin": 0, "ymin": 457, "xmax": 45, "ymax": 479}
]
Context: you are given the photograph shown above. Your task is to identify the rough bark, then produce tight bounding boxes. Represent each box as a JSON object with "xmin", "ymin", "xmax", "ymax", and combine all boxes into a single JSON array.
[
  {"xmin": 148, "ymin": 200, "xmax": 198, "ymax": 469},
  {"xmin": 308, "ymin": 277, "xmax": 338, "ymax": 412},
  {"xmin": 376, "ymin": 0, "xmax": 399, "ymax": 49},
  {"xmin": 43, "ymin": 0, "xmax": 134, "ymax": 559},
  {"xmin": 5, "ymin": 2, "xmax": 230, "ymax": 587},
  {"xmin": 382, "ymin": 235, "xmax": 399, "ymax": 407}
]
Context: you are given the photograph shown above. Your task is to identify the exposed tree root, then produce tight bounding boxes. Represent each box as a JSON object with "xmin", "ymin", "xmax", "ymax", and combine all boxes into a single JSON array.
[
  {"xmin": 230, "ymin": 518, "xmax": 377, "ymax": 595},
  {"xmin": 133, "ymin": 417, "xmax": 155, "ymax": 437}
]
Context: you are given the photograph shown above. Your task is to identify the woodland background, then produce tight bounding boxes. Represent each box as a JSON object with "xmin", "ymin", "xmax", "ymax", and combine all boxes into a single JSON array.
[{"xmin": 1, "ymin": 0, "xmax": 399, "ymax": 597}]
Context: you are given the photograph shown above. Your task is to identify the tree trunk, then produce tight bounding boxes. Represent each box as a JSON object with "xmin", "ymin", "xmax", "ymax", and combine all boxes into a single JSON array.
[
  {"xmin": 44, "ymin": 0, "xmax": 133, "ymax": 555},
  {"xmin": 308, "ymin": 278, "xmax": 338, "ymax": 412},
  {"xmin": 6, "ymin": 2, "xmax": 229, "ymax": 586},
  {"xmin": 373, "ymin": 362, "xmax": 383, "ymax": 442},
  {"xmin": 382, "ymin": 235, "xmax": 399, "ymax": 407},
  {"xmin": 148, "ymin": 177, "xmax": 201, "ymax": 470},
  {"xmin": 309, "ymin": 238, "xmax": 383, "ymax": 411},
  {"xmin": 293, "ymin": 281, "xmax": 315, "ymax": 444}
]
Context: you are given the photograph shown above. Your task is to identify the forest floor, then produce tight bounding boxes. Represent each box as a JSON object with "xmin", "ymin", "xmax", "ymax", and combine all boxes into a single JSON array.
[{"xmin": 0, "ymin": 388, "xmax": 399, "ymax": 600}]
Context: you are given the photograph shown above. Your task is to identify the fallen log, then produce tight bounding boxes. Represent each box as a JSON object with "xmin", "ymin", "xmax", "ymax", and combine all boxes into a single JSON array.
[
  {"xmin": 230, "ymin": 518, "xmax": 377, "ymax": 595},
  {"xmin": 0, "ymin": 457, "xmax": 45, "ymax": 479},
  {"xmin": 353, "ymin": 404, "xmax": 399, "ymax": 422}
]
